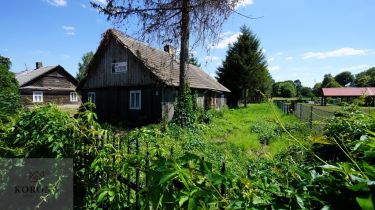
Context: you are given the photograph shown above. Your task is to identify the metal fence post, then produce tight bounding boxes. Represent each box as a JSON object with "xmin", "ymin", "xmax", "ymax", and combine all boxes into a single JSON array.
[
  {"xmin": 299, "ymin": 104, "xmax": 302, "ymax": 120},
  {"xmin": 310, "ymin": 106, "xmax": 313, "ymax": 129}
]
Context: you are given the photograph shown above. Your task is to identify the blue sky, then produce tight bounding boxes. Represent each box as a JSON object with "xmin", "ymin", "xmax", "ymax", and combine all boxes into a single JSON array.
[{"xmin": 1, "ymin": 0, "xmax": 375, "ymax": 87}]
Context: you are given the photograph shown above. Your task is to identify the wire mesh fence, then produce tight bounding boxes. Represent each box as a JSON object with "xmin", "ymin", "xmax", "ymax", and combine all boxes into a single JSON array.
[{"xmin": 275, "ymin": 101, "xmax": 336, "ymax": 132}]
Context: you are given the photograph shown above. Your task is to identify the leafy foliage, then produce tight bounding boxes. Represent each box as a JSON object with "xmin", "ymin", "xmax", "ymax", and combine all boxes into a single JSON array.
[
  {"xmin": 0, "ymin": 56, "xmax": 20, "ymax": 123},
  {"xmin": 272, "ymin": 80, "xmax": 297, "ymax": 98},
  {"xmin": 355, "ymin": 67, "xmax": 375, "ymax": 87},
  {"xmin": 76, "ymin": 51, "xmax": 94, "ymax": 82},
  {"xmin": 2, "ymin": 101, "xmax": 375, "ymax": 209},
  {"xmin": 172, "ymin": 85, "xmax": 195, "ymax": 127},
  {"xmin": 322, "ymin": 73, "xmax": 341, "ymax": 88},
  {"xmin": 335, "ymin": 71, "xmax": 354, "ymax": 86}
]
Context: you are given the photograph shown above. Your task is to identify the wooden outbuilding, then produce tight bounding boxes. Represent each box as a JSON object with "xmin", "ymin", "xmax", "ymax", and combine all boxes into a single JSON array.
[
  {"xmin": 77, "ymin": 29, "xmax": 230, "ymax": 125},
  {"xmin": 16, "ymin": 62, "xmax": 80, "ymax": 105}
]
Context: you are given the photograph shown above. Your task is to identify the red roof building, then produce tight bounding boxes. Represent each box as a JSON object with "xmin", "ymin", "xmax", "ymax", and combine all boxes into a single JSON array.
[
  {"xmin": 321, "ymin": 87, "xmax": 375, "ymax": 106},
  {"xmin": 322, "ymin": 87, "xmax": 375, "ymax": 97}
]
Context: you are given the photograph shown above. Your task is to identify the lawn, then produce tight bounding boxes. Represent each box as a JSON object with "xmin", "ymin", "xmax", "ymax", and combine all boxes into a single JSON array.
[{"xmin": 203, "ymin": 103, "xmax": 309, "ymax": 158}]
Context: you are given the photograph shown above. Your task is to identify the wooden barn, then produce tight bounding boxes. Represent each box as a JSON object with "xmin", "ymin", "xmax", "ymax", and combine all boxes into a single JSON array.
[
  {"xmin": 77, "ymin": 29, "xmax": 230, "ymax": 125},
  {"xmin": 16, "ymin": 62, "xmax": 80, "ymax": 105}
]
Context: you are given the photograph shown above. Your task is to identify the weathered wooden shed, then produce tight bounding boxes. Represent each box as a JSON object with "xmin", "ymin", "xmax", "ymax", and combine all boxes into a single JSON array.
[
  {"xmin": 16, "ymin": 62, "xmax": 80, "ymax": 106},
  {"xmin": 77, "ymin": 29, "xmax": 230, "ymax": 125}
]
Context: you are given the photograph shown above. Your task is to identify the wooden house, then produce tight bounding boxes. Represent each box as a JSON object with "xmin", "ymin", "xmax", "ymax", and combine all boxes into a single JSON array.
[
  {"xmin": 77, "ymin": 29, "xmax": 230, "ymax": 124},
  {"xmin": 16, "ymin": 62, "xmax": 80, "ymax": 105}
]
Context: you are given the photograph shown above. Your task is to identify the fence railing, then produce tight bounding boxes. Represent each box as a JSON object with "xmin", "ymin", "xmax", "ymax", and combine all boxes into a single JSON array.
[
  {"xmin": 80, "ymin": 135, "xmax": 247, "ymax": 210},
  {"xmin": 275, "ymin": 101, "xmax": 335, "ymax": 131}
]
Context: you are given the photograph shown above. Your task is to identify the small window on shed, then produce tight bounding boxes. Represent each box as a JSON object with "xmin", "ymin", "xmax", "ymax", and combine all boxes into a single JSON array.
[
  {"xmin": 33, "ymin": 91, "xmax": 43, "ymax": 102},
  {"xmin": 88, "ymin": 92, "xmax": 96, "ymax": 103},
  {"xmin": 70, "ymin": 92, "xmax": 78, "ymax": 102},
  {"xmin": 129, "ymin": 90, "xmax": 141, "ymax": 110}
]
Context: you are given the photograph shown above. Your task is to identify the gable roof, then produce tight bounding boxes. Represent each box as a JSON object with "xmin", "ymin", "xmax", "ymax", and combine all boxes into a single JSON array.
[
  {"xmin": 15, "ymin": 65, "xmax": 78, "ymax": 87},
  {"xmin": 322, "ymin": 87, "xmax": 375, "ymax": 97},
  {"xmin": 80, "ymin": 29, "xmax": 230, "ymax": 92}
]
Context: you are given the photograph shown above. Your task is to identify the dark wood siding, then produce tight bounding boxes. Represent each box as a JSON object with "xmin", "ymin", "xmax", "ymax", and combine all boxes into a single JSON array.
[
  {"xmin": 81, "ymin": 86, "xmax": 161, "ymax": 125},
  {"xmin": 20, "ymin": 91, "xmax": 80, "ymax": 105},
  {"xmin": 82, "ymin": 39, "xmax": 156, "ymax": 89},
  {"xmin": 27, "ymin": 68, "xmax": 76, "ymax": 89}
]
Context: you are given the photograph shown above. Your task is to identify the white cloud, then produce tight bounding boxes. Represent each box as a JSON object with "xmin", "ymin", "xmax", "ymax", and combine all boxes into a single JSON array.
[
  {"xmin": 62, "ymin": 25, "xmax": 74, "ymax": 31},
  {"xmin": 262, "ymin": 48, "xmax": 267, "ymax": 54},
  {"xmin": 211, "ymin": 32, "xmax": 241, "ymax": 49},
  {"xmin": 267, "ymin": 57, "xmax": 274, "ymax": 63},
  {"xmin": 81, "ymin": 3, "xmax": 87, "ymax": 8},
  {"xmin": 93, "ymin": 0, "xmax": 107, "ymax": 4},
  {"xmin": 204, "ymin": 56, "xmax": 219, "ymax": 62},
  {"xmin": 44, "ymin": 0, "xmax": 67, "ymax": 7},
  {"xmin": 340, "ymin": 64, "xmax": 371, "ymax": 73},
  {"xmin": 276, "ymin": 52, "xmax": 284, "ymax": 56},
  {"xmin": 219, "ymin": 31, "xmax": 233, "ymax": 37},
  {"xmin": 286, "ymin": 56, "xmax": 294, "ymax": 60},
  {"xmin": 303, "ymin": 48, "xmax": 369, "ymax": 59},
  {"xmin": 62, "ymin": 25, "xmax": 75, "ymax": 36},
  {"xmin": 236, "ymin": 0, "xmax": 254, "ymax": 8},
  {"xmin": 269, "ymin": 66, "xmax": 281, "ymax": 72}
]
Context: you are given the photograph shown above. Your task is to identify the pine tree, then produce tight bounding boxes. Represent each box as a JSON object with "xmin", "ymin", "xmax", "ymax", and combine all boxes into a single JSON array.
[{"xmin": 216, "ymin": 26, "xmax": 272, "ymax": 107}]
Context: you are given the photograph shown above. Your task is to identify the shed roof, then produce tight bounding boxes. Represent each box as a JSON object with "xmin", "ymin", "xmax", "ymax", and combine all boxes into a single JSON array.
[
  {"xmin": 15, "ymin": 65, "xmax": 77, "ymax": 87},
  {"xmin": 322, "ymin": 87, "xmax": 375, "ymax": 97},
  {"xmin": 83, "ymin": 29, "xmax": 229, "ymax": 92},
  {"xmin": 16, "ymin": 66, "xmax": 57, "ymax": 86}
]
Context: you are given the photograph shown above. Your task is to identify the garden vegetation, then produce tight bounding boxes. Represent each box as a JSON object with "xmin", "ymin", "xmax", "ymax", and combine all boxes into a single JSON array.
[{"xmin": 1, "ymin": 99, "xmax": 374, "ymax": 209}]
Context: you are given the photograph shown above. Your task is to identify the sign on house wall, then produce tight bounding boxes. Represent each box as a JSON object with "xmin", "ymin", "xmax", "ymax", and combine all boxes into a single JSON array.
[{"xmin": 112, "ymin": 61, "xmax": 128, "ymax": 73}]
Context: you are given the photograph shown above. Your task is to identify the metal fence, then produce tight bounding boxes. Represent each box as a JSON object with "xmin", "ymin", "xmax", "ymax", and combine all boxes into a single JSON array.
[{"xmin": 275, "ymin": 101, "xmax": 335, "ymax": 132}]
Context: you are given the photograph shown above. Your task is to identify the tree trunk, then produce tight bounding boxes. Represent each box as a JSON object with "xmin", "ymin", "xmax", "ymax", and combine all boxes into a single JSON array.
[
  {"xmin": 244, "ymin": 88, "xmax": 248, "ymax": 107},
  {"xmin": 179, "ymin": 0, "xmax": 190, "ymax": 96}
]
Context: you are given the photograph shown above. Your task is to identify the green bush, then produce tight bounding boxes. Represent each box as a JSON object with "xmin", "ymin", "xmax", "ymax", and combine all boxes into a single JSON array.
[{"xmin": 0, "ymin": 56, "xmax": 20, "ymax": 123}]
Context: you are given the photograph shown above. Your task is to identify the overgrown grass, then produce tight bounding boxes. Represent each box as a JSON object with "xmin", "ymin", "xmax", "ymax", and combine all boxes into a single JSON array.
[
  {"xmin": 302, "ymin": 104, "xmax": 375, "ymax": 114},
  {"xmin": 105, "ymin": 103, "xmax": 311, "ymax": 175},
  {"xmin": 204, "ymin": 103, "xmax": 309, "ymax": 158}
]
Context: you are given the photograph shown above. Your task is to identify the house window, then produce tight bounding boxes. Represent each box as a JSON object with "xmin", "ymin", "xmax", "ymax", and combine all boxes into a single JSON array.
[
  {"xmin": 33, "ymin": 91, "xmax": 43, "ymax": 102},
  {"xmin": 129, "ymin": 90, "xmax": 141, "ymax": 110},
  {"xmin": 70, "ymin": 92, "xmax": 78, "ymax": 102},
  {"xmin": 88, "ymin": 92, "xmax": 96, "ymax": 103}
]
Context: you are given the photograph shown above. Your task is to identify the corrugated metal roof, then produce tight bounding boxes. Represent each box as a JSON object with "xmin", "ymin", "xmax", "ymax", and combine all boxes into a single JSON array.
[
  {"xmin": 15, "ymin": 66, "xmax": 57, "ymax": 86},
  {"xmin": 322, "ymin": 87, "xmax": 375, "ymax": 96},
  {"xmin": 109, "ymin": 29, "xmax": 230, "ymax": 92}
]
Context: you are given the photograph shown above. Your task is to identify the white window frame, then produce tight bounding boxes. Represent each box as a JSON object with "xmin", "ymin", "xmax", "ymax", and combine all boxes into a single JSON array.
[
  {"xmin": 88, "ymin": 92, "xmax": 96, "ymax": 103},
  {"xmin": 129, "ymin": 90, "xmax": 141, "ymax": 110},
  {"xmin": 33, "ymin": 91, "xmax": 43, "ymax": 102},
  {"xmin": 70, "ymin": 92, "xmax": 78, "ymax": 102}
]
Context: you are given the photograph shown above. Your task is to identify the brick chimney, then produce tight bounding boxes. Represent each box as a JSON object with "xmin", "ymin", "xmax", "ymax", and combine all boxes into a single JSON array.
[
  {"xmin": 163, "ymin": 45, "xmax": 176, "ymax": 56},
  {"xmin": 36, "ymin": 62, "xmax": 43, "ymax": 69}
]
